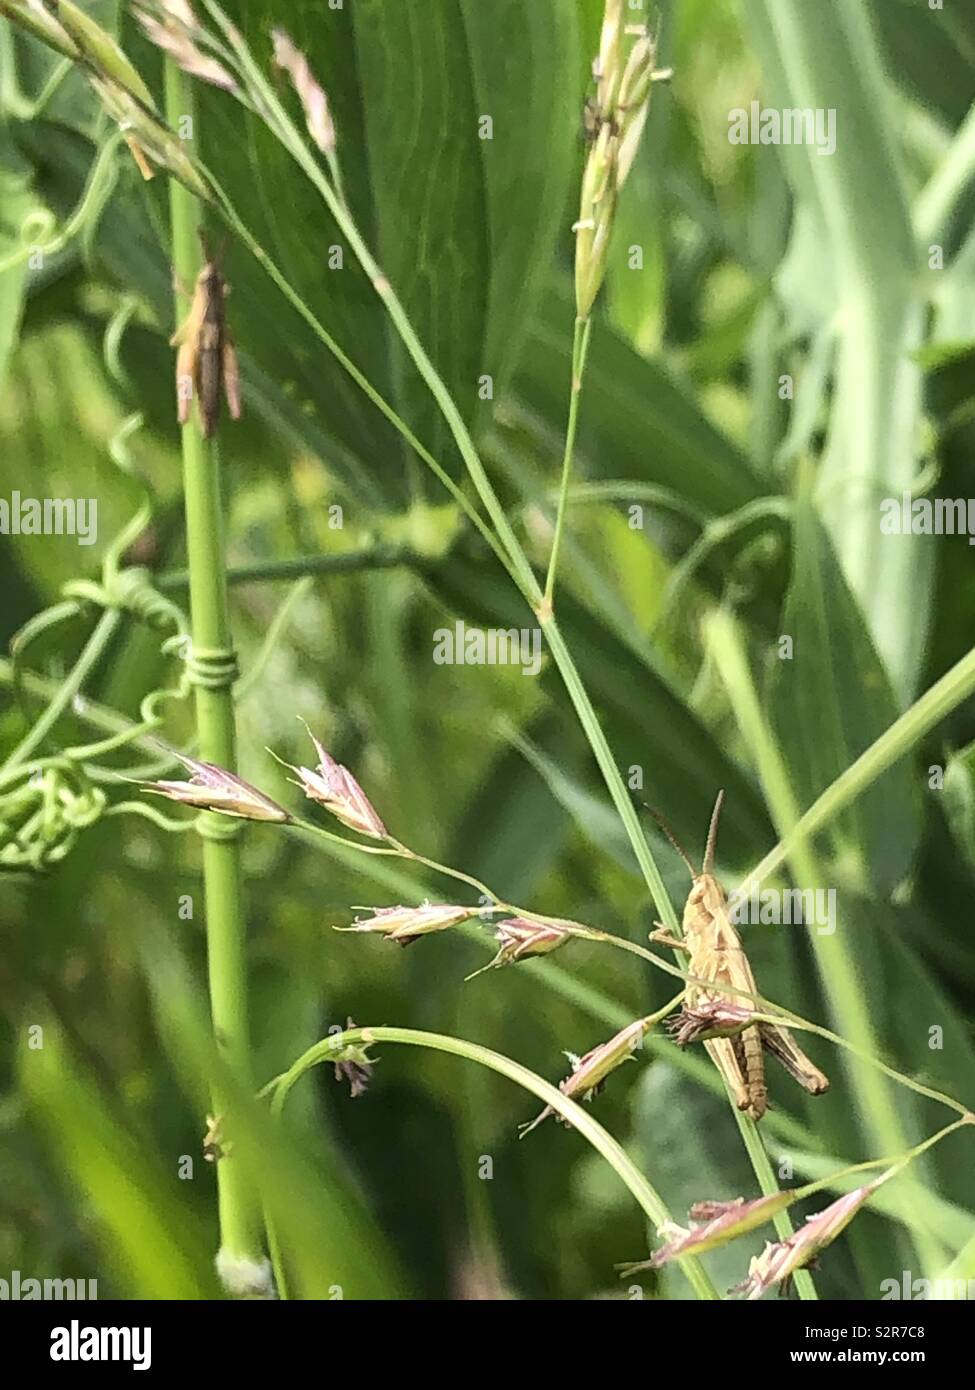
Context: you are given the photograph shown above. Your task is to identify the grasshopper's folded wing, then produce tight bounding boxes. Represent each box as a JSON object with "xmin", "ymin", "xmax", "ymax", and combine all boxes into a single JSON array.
[{"xmin": 759, "ymin": 1022, "xmax": 829, "ymax": 1094}]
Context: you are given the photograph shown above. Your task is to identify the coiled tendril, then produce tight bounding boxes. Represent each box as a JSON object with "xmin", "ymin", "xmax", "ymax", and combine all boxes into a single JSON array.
[{"xmin": 0, "ymin": 760, "xmax": 106, "ymax": 872}]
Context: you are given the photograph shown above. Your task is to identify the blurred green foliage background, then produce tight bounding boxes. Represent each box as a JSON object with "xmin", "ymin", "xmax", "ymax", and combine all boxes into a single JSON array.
[{"xmin": 2, "ymin": 0, "xmax": 975, "ymax": 1300}]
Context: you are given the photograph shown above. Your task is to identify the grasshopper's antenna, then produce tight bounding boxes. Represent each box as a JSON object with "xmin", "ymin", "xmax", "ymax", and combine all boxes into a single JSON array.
[
  {"xmin": 643, "ymin": 804, "xmax": 696, "ymax": 879},
  {"xmin": 702, "ymin": 789, "xmax": 725, "ymax": 875},
  {"xmin": 197, "ymin": 228, "xmax": 229, "ymax": 267}
]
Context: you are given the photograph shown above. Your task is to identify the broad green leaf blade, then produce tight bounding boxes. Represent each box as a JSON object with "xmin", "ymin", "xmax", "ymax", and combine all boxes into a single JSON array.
[
  {"xmin": 138, "ymin": 926, "xmax": 408, "ymax": 1300},
  {"xmin": 194, "ymin": 0, "xmax": 579, "ymax": 502},
  {"xmin": 867, "ymin": 0, "xmax": 975, "ymax": 126},
  {"xmin": 515, "ymin": 284, "xmax": 765, "ymax": 517},
  {"xmin": 767, "ymin": 493, "xmax": 920, "ymax": 896},
  {"xmin": 742, "ymin": 0, "xmax": 929, "ymax": 702},
  {"xmin": 447, "ymin": 716, "xmax": 573, "ymax": 904},
  {"xmin": 419, "ymin": 542, "xmax": 775, "ymax": 866},
  {"xmin": 22, "ymin": 1019, "xmax": 221, "ymax": 1299}
]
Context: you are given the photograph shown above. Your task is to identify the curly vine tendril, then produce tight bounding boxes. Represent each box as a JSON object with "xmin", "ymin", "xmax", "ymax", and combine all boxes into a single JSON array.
[
  {"xmin": 1, "ymin": 299, "xmax": 199, "ymax": 869},
  {"xmin": 0, "ymin": 760, "xmax": 107, "ymax": 872},
  {"xmin": 1, "ymin": 261, "xmax": 299, "ymax": 868},
  {"xmin": 0, "ymin": 129, "xmax": 122, "ymax": 275}
]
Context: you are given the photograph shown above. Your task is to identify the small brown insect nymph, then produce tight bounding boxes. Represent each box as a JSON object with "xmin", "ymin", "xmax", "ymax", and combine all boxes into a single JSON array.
[{"xmin": 170, "ymin": 230, "xmax": 242, "ymax": 440}]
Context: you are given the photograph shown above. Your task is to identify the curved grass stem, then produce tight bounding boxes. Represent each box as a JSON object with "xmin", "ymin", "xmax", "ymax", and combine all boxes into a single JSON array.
[{"xmin": 263, "ymin": 1023, "xmax": 719, "ymax": 1300}]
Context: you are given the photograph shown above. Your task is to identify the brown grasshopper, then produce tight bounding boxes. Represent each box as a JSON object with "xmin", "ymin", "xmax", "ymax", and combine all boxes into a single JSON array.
[
  {"xmin": 649, "ymin": 791, "xmax": 829, "ymax": 1121},
  {"xmin": 171, "ymin": 231, "xmax": 241, "ymax": 439}
]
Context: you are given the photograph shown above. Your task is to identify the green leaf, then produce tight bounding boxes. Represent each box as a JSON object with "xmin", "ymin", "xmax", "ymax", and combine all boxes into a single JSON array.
[
  {"xmin": 419, "ymin": 542, "xmax": 775, "ymax": 867},
  {"xmin": 866, "ymin": 0, "xmax": 975, "ymax": 126},
  {"xmin": 194, "ymin": 0, "xmax": 579, "ymax": 502},
  {"xmin": 447, "ymin": 715, "xmax": 573, "ymax": 904},
  {"xmin": 768, "ymin": 492, "xmax": 921, "ymax": 895},
  {"xmin": 505, "ymin": 722, "xmax": 708, "ymax": 907},
  {"xmin": 630, "ymin": 1063, "xmax": 780, "ymax": 1298},
  {"xmin": 0, "ymin": 134, "xmax": 36, "ymax": 389},
  {"xmin": 742, "ymin": 0, "xmax": 929, "ymax": 703},
  {"xmin": 515, "ymin": 284, "xmax": 765, "ymax": 517},
  {"xmin": 22, "ymin": 1018, "xmax": 221, "ymax": 1299}
]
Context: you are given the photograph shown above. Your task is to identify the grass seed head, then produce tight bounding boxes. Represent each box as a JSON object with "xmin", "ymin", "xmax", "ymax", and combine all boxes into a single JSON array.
[
  {"xmin": 575, "ymin": 6, "xmax": 662, "ymax": 318},
  {"xmin": 272, "ymin": 28, "xmax": 336, "ymax": 156},
  {"xmin": 732, "ymin": 1182, "xmax": 882, "ymax": 1299},
  {"xmin": 617, "ymin": 1189, "xmax": 798, "ymax": 1276},
  {"xmin": 336, "ymin": 903, "xmax": 480, "ymax": 946},
  {"xmin": 668, "ymin": 999, "xmax": 756, "ymax": 1045},
  {"xmin": 141, "ymin": 753, "xmax": 291, "ymax": 822},
  {"xmin": 134, "ymin": 1, "xmax": 238, "ymax": 92},
  {"xmin": 285, "ymin": 721, "xmax": 387, "ymax": 838}
]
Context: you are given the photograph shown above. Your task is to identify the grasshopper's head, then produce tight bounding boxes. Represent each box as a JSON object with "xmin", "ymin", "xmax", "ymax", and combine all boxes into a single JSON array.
[
  {"xmin": 686, "ymin": 874, "xmax": 711, "ymax": 909},
  {"xmin": 197, "ymin": 263, "xmax": 225, "ymax": 299},
  {"xmin": 645, "ymin": 790, "xmax": 725, "ymax": 891},
  {"xmin": 196, "ymin": 228, "xmax": 229, "ymax": 293}
]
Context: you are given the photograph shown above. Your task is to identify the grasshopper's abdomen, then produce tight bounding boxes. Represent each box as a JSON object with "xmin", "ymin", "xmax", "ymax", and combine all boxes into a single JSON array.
[
  {"xmin": 197, "ymin": 321, "xmax": 223, "ymax": 439},
  {"xmin": 739, "ymin": 1024, "xmax": 767, "ymax": 1121}
]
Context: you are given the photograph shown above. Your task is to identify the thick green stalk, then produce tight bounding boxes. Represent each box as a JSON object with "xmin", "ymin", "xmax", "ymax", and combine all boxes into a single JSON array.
[{"xmin": 165, "ymin": 62, "xmax": 263, "ymax": 1285}]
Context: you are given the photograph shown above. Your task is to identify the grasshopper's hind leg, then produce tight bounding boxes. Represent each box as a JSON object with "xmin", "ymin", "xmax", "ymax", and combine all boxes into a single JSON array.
[
  {"xmin": 222, "ymin": 336, "xmax": 242, "ymax": 421},
  {"xmin": 704, "ymin": 1037, "xmax": 752, "ymax": 1113},
  {"xmin": 175, "ymin": 341, "xmax": 196, "ymax": 425},
  {"xmin": 759, "ymin": 1023, "xmax": 829, "ymax": 1095}
]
